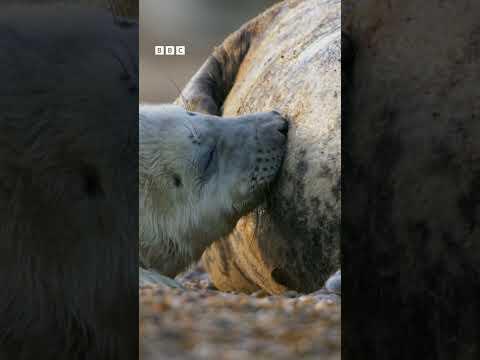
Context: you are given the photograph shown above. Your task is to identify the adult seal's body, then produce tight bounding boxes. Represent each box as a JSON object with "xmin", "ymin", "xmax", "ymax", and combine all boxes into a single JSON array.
[
  {"xmin": 177, "ymin": 0, "xmax": 341, "ymax": 294},
  {"xmin": 139, "ymin": 105, "xmax": 288, "ymax": 278}
]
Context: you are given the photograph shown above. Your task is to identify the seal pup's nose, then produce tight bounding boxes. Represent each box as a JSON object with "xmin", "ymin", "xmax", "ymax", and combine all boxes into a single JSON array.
[
  {"xmin": 277, "ymin": 119, "xmax": 289, "ymax": 137},
  {"xmin": 259, "ymin": 111, "xmax": 289, "ymax": 146}
]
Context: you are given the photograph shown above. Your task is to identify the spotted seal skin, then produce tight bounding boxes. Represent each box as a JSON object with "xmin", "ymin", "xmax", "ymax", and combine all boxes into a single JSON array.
[
  {"xmin": 139, "ymin": 105, "xmax": 288, "ymax": 278},
  {"xmin": 177, "ymin": 0, "xmax": 341, "ymax": 294}
]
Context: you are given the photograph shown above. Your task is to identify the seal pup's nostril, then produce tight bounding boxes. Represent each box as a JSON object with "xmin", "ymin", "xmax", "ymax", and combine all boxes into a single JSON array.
[{"xmin": 278, "ymin": 120, "xmax": 289, "ymax": 137}]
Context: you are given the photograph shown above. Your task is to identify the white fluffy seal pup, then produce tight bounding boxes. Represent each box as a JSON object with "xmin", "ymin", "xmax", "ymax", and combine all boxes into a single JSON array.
[{"xmin": 139, "ymin": 104, "xmax": 288, "ymax": 283}]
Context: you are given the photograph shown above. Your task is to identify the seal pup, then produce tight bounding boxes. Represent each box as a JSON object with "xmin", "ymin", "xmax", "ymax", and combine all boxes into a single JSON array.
[{"xmin": 139, "ymin": 104, "xmax": 288, "ymax": 281}]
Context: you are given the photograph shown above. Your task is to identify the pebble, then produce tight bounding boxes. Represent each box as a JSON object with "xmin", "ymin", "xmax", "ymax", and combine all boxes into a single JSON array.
[{"xmin": 140, "ymin": 264, "xmax": 340, "ymax": 360}]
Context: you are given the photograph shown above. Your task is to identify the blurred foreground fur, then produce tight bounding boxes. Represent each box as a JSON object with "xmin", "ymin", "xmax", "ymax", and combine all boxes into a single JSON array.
[
  {"xmin": 0, "ymin": 5, "xmax": 138, "ymax": 359},
  {"xmin": 343, "ymin": 0, "xmax": 480, "ymax": 358},
  {"xmin": 3, "ymin": 0, "xmax": 138, "ymax": 18}
]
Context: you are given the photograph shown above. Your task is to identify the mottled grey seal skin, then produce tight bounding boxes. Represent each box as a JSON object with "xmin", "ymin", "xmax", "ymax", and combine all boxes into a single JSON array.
[
  {"xmin": 176, "ymin": 0, "xmax": 341, "ymax": 294},
  {"xmin": 139, "ymin": 104, "xmax": 288, "ymax": 279}
]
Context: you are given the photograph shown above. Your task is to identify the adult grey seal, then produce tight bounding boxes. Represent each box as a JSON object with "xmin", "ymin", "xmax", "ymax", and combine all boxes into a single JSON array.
[{"xmin": 176, "ymin": 0, "xmax": 341, "ymax": 294}]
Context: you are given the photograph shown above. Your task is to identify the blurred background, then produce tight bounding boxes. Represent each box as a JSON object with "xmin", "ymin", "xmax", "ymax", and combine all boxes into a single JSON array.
[
  {"xmin": 5, "ymin": 0, "xmax": 279, "ymax": 102},
  {"xmin": 4, "ymin": 0, "xmax": 138, "ymax": 16},
  {"xmin": 140, "ymin": 0, "xmax": 279, "ymax": 103}
]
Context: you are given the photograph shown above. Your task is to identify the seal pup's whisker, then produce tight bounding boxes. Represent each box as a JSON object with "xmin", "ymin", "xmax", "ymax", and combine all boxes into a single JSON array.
[
  {"xmin": 168, "ymin": 78, "xmax": 192, "ymax": 112},
  {"xmin": 181, "ymin": 121, "xmax": 200, "ymax": 143}
]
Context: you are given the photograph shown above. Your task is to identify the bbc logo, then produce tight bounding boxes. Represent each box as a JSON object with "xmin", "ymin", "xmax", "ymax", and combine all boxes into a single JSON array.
[{"xmin": 154, "ymin": 46, "xmax": 186, "ymax": 56}]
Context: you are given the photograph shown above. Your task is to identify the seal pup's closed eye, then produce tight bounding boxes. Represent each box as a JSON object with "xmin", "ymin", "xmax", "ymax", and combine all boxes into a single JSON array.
[{"xmin": 139, "ymin": 104, "xmax": 288, "ymax": 279}]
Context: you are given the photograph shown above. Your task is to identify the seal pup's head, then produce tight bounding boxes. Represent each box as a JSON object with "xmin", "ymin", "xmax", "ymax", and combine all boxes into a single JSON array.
[{"xmin": 139, "ymin": 104, "xmax": 288, "ymax": 276}]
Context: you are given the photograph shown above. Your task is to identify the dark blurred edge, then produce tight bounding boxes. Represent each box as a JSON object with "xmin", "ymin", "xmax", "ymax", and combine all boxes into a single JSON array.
[
  {"xmin": 3, "ymin": 0, "xmax": 138, "ymax": 18},
  {"xmin": 342, "ymin": 2, "xmax": 479, "ymax": 360},
  {"xmin": 109, "ymin": 0, "xmax": 138, "ymax": 18},
  {"xmin": 0, "ymin": 1, "xmax": 139, "ymax": 359}
]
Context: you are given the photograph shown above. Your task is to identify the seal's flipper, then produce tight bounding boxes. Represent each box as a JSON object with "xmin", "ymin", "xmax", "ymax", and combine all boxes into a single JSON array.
[
  {"xmin": 139, "ymin": 267, "xmax": 185, "ymax": 289},
  {"xmin": 175, "ymin": 2, "xmax": 284, "ymax": 115}
]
